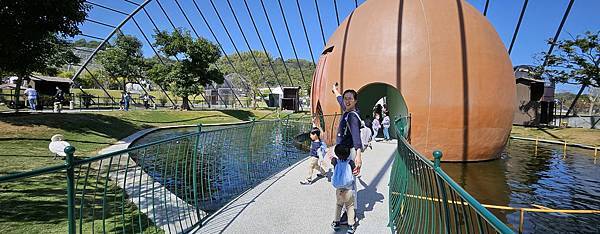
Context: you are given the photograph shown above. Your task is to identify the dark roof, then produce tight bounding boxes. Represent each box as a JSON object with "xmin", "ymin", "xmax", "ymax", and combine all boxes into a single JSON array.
[{"xmin": 30, "ymin": 75, "xmax": 73, "ymax": 83}]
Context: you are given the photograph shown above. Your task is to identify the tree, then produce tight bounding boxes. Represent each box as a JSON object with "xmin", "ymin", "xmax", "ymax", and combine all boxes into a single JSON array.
[
  {"xmin": 0, "ymin": 0, "xmax": 88, "ymax": 111},
  {"xmin": 96, "ymin": 33, "xmax": 146, "ymax": 91},
  {"xmin": 149, "ymin": 29, "xmax": 223, "ymax": 110},
  {"xmin": 535, "ymin": 31, "xmax": 600, "ymax": 116},
  {"xmin": 73, "ymin": 38, "xmax": 101, "ymax": 48}
]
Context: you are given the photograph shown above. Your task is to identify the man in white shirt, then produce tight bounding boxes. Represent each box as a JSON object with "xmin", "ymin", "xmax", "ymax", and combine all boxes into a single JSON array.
[{"xmin": 24, "ymin": 85, "xmax": 37, "ymax": 111}]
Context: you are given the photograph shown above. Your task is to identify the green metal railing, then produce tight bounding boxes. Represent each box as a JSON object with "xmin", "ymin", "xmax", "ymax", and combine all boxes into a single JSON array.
[
  {"xmin": 389, "ymin": 116, "xmax": 514, "ymax": 233},
  {"xmin": 0, "ymin": 117, "xmax": 311, "ymax": 233}
]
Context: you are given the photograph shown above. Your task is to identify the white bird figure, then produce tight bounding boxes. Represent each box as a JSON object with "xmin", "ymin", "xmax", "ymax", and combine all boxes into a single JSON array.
[{"xmin": 49, "ymin": 134, "xmax": 71, "ymax": 160}]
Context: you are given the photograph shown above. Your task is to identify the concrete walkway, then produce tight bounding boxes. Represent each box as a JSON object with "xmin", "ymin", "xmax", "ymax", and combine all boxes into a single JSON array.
[{"xmin": 196, "ymin": 140, "xmax": 398, "ymax": 234}]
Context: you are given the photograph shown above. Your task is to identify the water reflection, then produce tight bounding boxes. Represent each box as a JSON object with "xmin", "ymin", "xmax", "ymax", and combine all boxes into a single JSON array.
[
  {"xmin": 130, "ymin": 121, "xmax": 311, "ymax": 214},
  {"xmin": 443, "ymin": 140, "xmax": 600, "ymax": 233}
]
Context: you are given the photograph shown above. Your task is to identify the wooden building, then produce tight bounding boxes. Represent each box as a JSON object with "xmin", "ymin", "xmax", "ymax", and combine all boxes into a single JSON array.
[{"xmin": 513, "ymin": 65, "xmax": 554, "ymax": 126}]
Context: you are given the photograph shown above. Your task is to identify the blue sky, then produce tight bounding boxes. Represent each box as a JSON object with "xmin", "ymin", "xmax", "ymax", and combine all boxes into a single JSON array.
[{"xmin": 76, "ymin": 0, "xmax": 599, "ymax": 93}]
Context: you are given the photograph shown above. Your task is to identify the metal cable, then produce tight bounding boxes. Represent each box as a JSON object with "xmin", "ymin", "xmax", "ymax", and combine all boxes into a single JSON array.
[
  {"xmin": 85, "ymin": 18, "xmax": 117, "ymax": 28},
  {"xmin": 541, "ymin": 0, "xmax": 576, "ymax": 69},
  {"xmin": 333, "ymin": 0, "xmax": 340, "ymax": 26},
  {"xmin": 154, "ymin": 0, "xmax": 223, "ymax": 108},
  {"xmin": 80, "ymin": 33, "xmax": 105, "ymax": 41},
  {"xmin": 174, "ymin": 0, "xmax": 244, "ymax": 107},
  {"xmin": 223, "ymin": 0, "xmax": 274, "ymax": 94},
  {"xmin": 241, "ymin": 0, "xmax": 286, "ymax": 89},
  {"xmin": 295, "ymin": 0, "xmax": 317, "ymax": 67},
  {"xmin": 86, "ymin": 1, "xmax": 128, "ymax": 15},
  {"xmin": 483, "ymin": 0, "xmax": 490, "ymax": 16},
  {"xmin": 257, "ymin": 0, "xmax": 295, "ymax": 86},
  {"xmin": 508, "ymin": 0, "xmax": 529, "ymax": 54},
  {"xmin": 190, "ymin": 0, "xmax": 264, "ymax": 106},
  {"xmin": 277, "ymin": 0, "xmax": 307, "ymax": 82},
  {"xmin": 314, "ymin": 0, "xmax": 327, "ymax": 46}
]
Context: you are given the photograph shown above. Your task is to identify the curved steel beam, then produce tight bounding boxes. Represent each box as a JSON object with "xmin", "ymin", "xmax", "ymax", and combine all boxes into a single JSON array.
[{"xmin": 71, "ymin": 0, "xmax": 152, "ymax": 84}]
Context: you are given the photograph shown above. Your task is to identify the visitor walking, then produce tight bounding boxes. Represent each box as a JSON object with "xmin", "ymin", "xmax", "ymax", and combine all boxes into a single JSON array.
[
  {"xmin": 54, "ymin": 87, "xmax": 64, "ymax": 113},
  {"xmin": 372, "ymin": 113, "xmax": 381, "ymax": 142},
  {"xmin": 143, "ymin": 94, "xmax": 150, "ymax": 109},
  {"xmin": 124, "ymin": 92, "xmax": 131, "ymax": 111},
  {"xmin": 331, "ymin": 144, "xmax": 357, "ymax": 233},
  {"xmin": 360, "ymin": 120, "xmax": 372, "ymax": 151},
  {"xmin": 382, "ymin": 112, "xmax": 391, "ymax": 141},
  {"xmin": 300, "ymin": 127, "xmax": 327, "ymax": 185},
  {"xmin": 24, "ymin": 85, "xmax": 37, "ymax": 111}
]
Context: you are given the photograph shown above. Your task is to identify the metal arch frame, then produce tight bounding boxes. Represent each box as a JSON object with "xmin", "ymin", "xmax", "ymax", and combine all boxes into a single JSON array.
[{"xmin": 72, "ymin": 0, "xmax": 176, "ymax": 107}]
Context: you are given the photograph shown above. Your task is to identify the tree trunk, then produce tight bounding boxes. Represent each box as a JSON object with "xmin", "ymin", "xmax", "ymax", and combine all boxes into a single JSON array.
[
  {"xmin": 253, "ymin": 92, "xmax": 257, "ymax": 109},
  {"xmin": 565, "ymin": 84, "xmax": 587, "ymax": 117},
  {"xmin": 181, "ymin": 96, "xmax": 191, "ymax": 110}
]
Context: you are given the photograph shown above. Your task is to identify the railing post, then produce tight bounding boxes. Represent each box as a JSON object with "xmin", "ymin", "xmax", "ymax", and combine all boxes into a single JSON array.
[
  {"xmin": 432, "ymin": 150, "xmax": 451, "ymax": 231},
  {"xmin": 433, "ymin": 150, "xmax": 442, "ymax": 169},
  {"xmin": 64, "ymin": 146, "xmax": 76, "ymax": 234},
  {"xmin": 192, "ymin": 124, "xmax": 202, "ymax": 226}
]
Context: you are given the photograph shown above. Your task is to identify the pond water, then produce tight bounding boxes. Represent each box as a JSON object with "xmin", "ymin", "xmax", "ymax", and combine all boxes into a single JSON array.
[
  {"xmin": 442, "ymin": 140, "xmax": 600, "ymax": 233},
  {"xmin": 132, "ymin": 126, "xmax": 599, "ymax": 233},
  {"xmin": 130, "ymin": 121, "xmax": 311, "ymax": 213}
]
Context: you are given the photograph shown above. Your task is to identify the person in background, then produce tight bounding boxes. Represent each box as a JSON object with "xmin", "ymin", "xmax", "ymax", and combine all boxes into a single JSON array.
[
  {"xmin": 143, "ymin": 94, "xmax": 150, "ymax": 109},
  {"xmin": 372, "ymin": 113, "xmax": 381, "ymax": 142},
  {"xmin": 124, "ymin": 92, "xmax": 131, "ymax": 111},
  {"xmin": 24, "ymin": 85, "xmax": 37, "ymax": 111},
  {"xmin": 382, "ymin": 112, "xmax": 391, "ymax": 141},
  {"xmin": 54, "ymin": 87, "xmax": 65, "ymax": 112}
]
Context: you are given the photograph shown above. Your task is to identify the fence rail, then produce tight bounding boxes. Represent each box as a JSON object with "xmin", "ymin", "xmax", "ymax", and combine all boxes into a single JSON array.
[
  {"xmin": 389, "ymin": 116, "xmax": 513, "ymax": 234},
  {"xmin": 0, "ymin": 117, "xmax": 312, "ymax": 233}
]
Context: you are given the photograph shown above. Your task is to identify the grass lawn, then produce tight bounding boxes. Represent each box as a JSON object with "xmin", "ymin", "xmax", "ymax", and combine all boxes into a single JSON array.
[
  {"xmin": 0, "ymin": 109, "xmax": 306, "ymax": 233},
  {"xmin": 510, "ymin": 125, "xmax": 600, "ymax": 146}
]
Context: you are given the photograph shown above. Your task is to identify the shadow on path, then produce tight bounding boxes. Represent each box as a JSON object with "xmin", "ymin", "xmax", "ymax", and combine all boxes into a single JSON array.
[{"xmin": 356, "ymin": 151, "xmax": 394, "ymax": 222}]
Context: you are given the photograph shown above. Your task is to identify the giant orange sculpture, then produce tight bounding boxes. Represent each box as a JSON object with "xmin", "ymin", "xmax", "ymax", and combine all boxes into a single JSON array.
[{"xmin": 311, "ymin": 0, "xmax": 515, "ymax": 161}]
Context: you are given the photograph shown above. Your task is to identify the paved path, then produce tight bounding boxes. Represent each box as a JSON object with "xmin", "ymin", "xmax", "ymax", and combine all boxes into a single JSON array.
[{"xmin": 196, "ymin": 140, "xmax": 398, "ymax": 234}]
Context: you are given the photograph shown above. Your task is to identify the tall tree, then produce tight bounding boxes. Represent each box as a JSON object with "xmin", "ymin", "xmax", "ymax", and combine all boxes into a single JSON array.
[
  {"xmin": 0, "ymin": 0, "xmax": 88, "ymax": 111},
  {"xmin": 149, "ymin": 29, "xmax": 223, "ymax": 110},
  {"xmin": 536, "ymin": 31, "xmax": 600, "ymax": 117},
  {"xmin": 96, "ymin": 33, "xmax": 146, "ymax": 91}
]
